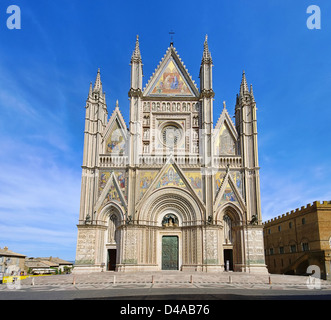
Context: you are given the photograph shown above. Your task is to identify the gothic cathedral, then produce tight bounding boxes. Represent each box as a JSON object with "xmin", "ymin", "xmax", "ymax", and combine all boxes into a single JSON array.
[{"xmin": 74, "ymin": 36, "xmax": 268, "ymax": 274}]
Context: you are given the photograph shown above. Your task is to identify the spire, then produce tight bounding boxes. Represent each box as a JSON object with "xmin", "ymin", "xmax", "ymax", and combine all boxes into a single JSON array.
[
  {"xmin": 131, "ymin": 35, "xmax": 142, "ymax": 62},
  {"xmin": 202, "ymin": 34, "xmax": 212, "ymax": 63},
  {"xmin": 240, "ymin": 70, "xmax": 249, "ymax": 95},
  {"xmin": 93, "ymin": 68, "xmax": 103, "ymax": 94}
]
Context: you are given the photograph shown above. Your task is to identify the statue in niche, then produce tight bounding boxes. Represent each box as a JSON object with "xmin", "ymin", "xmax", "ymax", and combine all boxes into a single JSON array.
[
  {"xmin": 162, "ymin": 214, "xmax": 179, "ymax": 227},
  {"xmin": 223, "ymin": 215, "xmax": 232, "ymax": 244},
  {"xmin": 108, "ymin": 214, "xmax": 118, "ymax": 243}
]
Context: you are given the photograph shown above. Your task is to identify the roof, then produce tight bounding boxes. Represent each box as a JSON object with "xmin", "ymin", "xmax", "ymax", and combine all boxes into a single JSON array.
[
  {"xmin": 36, "ymin": 257, "xmax": 73, "ymax": 265},
  {"xmin": 25, "ymin": 260, "xmax": 52, "ymax": 269},
  {"xmin": 0, "ymin": 248, "xmax": 26, "ymax": 258}
]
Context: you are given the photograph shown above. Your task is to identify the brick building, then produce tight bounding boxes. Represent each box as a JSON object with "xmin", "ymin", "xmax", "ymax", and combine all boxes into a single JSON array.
[{"xmin": 263, "ymin": 201, "xmax": 331, "ymax": 280}]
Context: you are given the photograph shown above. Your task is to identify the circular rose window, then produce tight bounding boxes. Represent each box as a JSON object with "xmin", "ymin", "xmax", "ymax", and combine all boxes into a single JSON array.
[{"xmin": 161, "ymin": 125, "xmax": 182, "ymax": 148}]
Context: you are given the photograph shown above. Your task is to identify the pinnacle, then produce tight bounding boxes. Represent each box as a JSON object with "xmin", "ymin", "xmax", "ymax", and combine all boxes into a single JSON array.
[
  {"xmin": 240, "ymin": 70, "xmax": 249, "ymax": 95},
  {"xmin": 202, "ymin": 34, "xmax": 212, "ymax": 63},
  {"xmin": 88, "ymin": 82, "xmax": 93, "ymax": 98},
  {"xmin": 93, "ymin": 68, "xmax": 103, "ymax": 94},
  {"xmin": 131, "ymin": 34, "xmax": 142, "ymax": 62},
  {"xmin": 250, "ymin": 84, "xmax": 255, "ymax": 101}
]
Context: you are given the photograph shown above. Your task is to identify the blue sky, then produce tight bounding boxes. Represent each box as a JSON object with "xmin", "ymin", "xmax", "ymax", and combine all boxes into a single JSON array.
[{"xmin": 0, "ymin": 0, "xmax": 330, "ymax": 261}]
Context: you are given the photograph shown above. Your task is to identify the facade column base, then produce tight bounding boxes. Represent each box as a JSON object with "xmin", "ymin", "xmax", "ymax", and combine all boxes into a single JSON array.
[
  {"xmin": 73, "ymin": 265, "xmax": 103, "ymax": 274},
  {"xmin": 246, "ymin": 264, "xmax": 269, "ymax": 274}
]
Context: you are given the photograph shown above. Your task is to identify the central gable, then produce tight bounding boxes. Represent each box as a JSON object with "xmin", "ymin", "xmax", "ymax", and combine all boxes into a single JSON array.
[{"xmin": 143, "ymin": 46, "xmax": 199, "ymax": 98}]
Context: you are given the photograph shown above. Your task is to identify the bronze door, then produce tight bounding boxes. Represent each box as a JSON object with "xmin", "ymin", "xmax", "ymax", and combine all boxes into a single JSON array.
[{"xmin": 162, "ymin": 236, "xmax": 178, "ymax": 270}]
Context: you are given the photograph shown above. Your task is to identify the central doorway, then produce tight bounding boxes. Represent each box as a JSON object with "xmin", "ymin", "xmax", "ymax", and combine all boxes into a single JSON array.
[
  {"xmin": 107, "ymin": 249, "xmax": 117, "ymax": 271},
  {"xmin": 162, "ymin": 236, "xmax": 179, "ymax": 270}
]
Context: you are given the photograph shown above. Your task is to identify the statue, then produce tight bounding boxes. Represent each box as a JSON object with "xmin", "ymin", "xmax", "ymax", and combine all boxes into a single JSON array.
[
  {"xmin": 250, "ymin": 214, "xmax": 258, "ymax": 225},
  {"xmin": 162, "ymin": 214, "xmax": 179, "ymax": 227},
  {"xmin": 85, "ymin": 213, "xmax": 91, "ymax": 225},
  {"xmin": 126, "ymin": 215, "xmax": 133, "ymax": 225}
]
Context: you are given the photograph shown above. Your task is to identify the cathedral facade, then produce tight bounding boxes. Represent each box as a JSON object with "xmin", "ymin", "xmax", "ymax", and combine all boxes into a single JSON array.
[{"xmin": 74, "ymin": 36, "xmax": 268, "ymax": 274}]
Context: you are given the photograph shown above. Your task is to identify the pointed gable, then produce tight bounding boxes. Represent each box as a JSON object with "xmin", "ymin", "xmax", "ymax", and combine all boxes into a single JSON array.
[
  {"xmin": 103, "ymin": 102, "xmax": 128, "ymax": 154},
  {"xmin": 155, "ymin": 164, "xmax": 187, "ymax": 189},
  {"xmin": 95, "ymin": 171, "xmax": 127, "ymax": 213},
  {"xmin": 214, "ymin": 103, "xmax": 238, "ymax": 156},
  {"xmin": 143, "ymin": 46, "xmax": 199, "ymax": 97},
  {"xmin": 214, "ymin": 169, "xmax": 245, "ymax": 211},
  {"xmin": 136, "ymin": 157, "xmax": 205, "ymax": 209}
]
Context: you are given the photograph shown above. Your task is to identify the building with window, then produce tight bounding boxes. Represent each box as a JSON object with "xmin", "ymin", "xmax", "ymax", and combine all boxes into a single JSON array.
[
  {"xmin": 0, "ymin": 247, "xmax": 26, "ymax": 278},
  {"xmin": 263, "ymin": 201, "xmax": 331, "ymax": 280},
  {"xmin": 74, "ymin": 36, "xmax": 268, "ymax": 274}
]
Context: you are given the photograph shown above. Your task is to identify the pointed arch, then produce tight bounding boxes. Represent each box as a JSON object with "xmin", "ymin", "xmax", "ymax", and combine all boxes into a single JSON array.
[
  {"xmin": 215, "ymin": 202, "xmax": 245, "ymax": 224},
  {"xmin": 96, "ymin": 201, "xmax": 126, "ymax": 224}
]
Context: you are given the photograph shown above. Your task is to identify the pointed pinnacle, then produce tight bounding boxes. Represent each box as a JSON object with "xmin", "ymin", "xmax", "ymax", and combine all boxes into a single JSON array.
[
  {"xmin": 88, "ymin": 82, "xmax": 93, "ymax": 98},
  {"xmin": 250, "ymin": 84, "xmax": 255, "ymax": 101},
  {"xmin": 240, "ymin": 70, "xmax": 249, "ymax": 95},
  {"xmin": 93, "ymin": 68, "xmax": 102, "ymax": 94},
  {"xmin": 202, "ymin": 34, "xmax": 212, "ymax": 63},
  {"xmin": 131, "ymin": 35, "xmax": 142, "ymax": 62}
]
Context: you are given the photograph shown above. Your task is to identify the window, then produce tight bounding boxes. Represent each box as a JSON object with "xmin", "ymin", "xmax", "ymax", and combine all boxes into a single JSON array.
[
  {"xmin": 302, "ymin": 218, "xmax": 306, "ymax": 225},
  {"xmin": 162, "ymin": 125, "xmax": 182, "ymax": 148},
  {"xmin": 279, "ymin": 246, "xmax": 284, "ymax": 254},
  {"xmin": 290, "ymin": 245, "xmax": 297, "ymax": 253},
  {"xmin": 270, "ymin": 248, "xmax": 274, "ymax": 255},
  {"xmin": 289, "ymin": 222, "xmax": 292, "ymax": 229},
  {"xmin": 302, "ymin": 242, "xmax": 309, "ymax": 251},
  {"xmin": 278, "ymin": 225, "xmax": 281, "ymax": 232}
]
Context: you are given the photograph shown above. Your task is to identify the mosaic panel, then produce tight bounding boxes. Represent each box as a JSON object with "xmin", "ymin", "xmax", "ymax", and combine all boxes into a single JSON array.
[
  {"xmin": 149, "ymin": 59, "xmax": 193, "ymax": 96},
  {"xmin": 106, "ymin": 120, "xmax": 126, "ymax": 154}
]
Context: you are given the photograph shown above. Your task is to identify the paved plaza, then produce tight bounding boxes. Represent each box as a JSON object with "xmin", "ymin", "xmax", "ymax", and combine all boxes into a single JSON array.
[{"xmin": 1, "ymin": 271, "xmax": 331, "ymax": 300}]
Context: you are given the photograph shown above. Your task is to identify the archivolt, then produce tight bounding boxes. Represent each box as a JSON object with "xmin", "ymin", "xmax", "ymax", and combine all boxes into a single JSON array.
[
  {"xmin": 96, "ymin": 201, "xmax": 126, "ymax": 224},
  {"xmin": 137, "ymin": 188, "xmax": 204, "ymax": 226},
  {"xmin": 215, "ymin": 202, "xmax": 244, "ymax": 224}
]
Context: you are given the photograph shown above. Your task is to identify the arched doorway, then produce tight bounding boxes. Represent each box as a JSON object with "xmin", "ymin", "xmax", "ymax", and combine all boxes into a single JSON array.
[
  {"xmin": 217, "ymin": 203, "xmax": 244, "ymax": 272},
  {"xmin": 223, "ymin": 214, "xmax": 233, "ymax": 271},
  {"xmin": 137, "ymin": 188, "xmax": 204, "ymax": 271},
  {"xmin": 106, "ymin": 213, "xmax": 119, "ymax": 271},
  {"xmin": 97, "ymin": 203, "xmax": 125, "ymax": 272}
]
